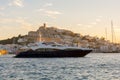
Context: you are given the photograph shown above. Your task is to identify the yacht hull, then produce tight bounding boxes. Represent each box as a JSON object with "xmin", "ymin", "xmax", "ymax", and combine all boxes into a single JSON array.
[{"xmin": 14, "ymin": 49, "xmax": 92, "ymax": 58}]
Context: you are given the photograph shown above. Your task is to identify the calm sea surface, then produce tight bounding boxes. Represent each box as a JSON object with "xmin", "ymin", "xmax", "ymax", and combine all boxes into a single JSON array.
[{"xmin": 0, "ymin": 53, "xmax": 120, "ymax": 80}]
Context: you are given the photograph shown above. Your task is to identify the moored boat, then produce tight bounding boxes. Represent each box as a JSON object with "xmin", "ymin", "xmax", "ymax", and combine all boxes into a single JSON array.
[{"xmin": 14, "ymin": 42, "xmax": 92, "ymax": 58}]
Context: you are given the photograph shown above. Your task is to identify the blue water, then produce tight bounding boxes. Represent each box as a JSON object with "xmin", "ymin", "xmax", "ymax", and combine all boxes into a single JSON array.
[{"xmin": 0, "ymin": 53, "xmax": 120, "ymax": 80}]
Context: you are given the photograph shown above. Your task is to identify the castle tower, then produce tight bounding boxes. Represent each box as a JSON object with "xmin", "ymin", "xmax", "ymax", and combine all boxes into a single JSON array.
[{"xmin": 43, "ymin": 23, "xmax": 46, "ymax": 27}]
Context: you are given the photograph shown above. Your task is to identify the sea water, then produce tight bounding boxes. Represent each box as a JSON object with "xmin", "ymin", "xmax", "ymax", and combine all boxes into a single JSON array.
[{"xmin": 0, "ymin": 53, "xmax": 120, "ymax": 80}]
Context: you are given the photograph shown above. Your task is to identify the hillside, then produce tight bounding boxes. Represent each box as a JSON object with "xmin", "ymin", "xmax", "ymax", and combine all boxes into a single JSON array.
[
  {"xmin": 0, "ymin": 35, "xmax": 27, "ymax": 45},
  {"xmin": 0, "ymin": 25, "xmax": 120, "ymax": 52},
  {"xmin": 37, "ymin": 26, "xmax": 107, "ymax": 48}
]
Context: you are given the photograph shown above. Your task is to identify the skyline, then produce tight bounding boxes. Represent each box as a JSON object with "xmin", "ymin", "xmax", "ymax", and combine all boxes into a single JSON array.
[{"xmin": 0, "ymin": 0, "xmax": 120, "ymax": 43}]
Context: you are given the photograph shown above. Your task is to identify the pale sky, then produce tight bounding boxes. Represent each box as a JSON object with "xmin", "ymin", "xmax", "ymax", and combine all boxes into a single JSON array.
[{"xmin": 0, "ymin": 0, "xmax": 120, "ymax": 42}]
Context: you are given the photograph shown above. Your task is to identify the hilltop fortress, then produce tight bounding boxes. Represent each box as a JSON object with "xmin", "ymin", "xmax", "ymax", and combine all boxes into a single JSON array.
[
  {"xmin": 28, "ymin": 23, "xmax": 61, "ymax": 43},
  {"xmin": 27, "ymin": 23, "xmax": 81, "ymax": 46}
]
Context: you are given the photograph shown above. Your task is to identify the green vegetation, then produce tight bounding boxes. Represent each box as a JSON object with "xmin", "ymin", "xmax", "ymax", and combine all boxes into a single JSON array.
[{"xmin": 0, "ymin": 35, "xmax": 27, "ymax": 44}]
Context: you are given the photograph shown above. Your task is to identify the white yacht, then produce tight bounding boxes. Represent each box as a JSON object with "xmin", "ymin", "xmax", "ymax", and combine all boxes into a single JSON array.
[{"xmin": 15, "ymin": 42, "xmax": 92, "ymax": 58}]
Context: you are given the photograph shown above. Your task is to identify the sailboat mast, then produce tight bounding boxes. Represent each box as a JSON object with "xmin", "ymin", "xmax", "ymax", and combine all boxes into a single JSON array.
[{"xmin": 111, "ymin": 20, "xmax": 113, "ymax": 43}]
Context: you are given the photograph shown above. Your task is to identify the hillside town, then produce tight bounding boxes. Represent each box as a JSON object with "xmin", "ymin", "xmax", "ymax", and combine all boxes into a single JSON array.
[{"xmin": 0, "ymin": 23, "xmax": 120, "ymax": 53}]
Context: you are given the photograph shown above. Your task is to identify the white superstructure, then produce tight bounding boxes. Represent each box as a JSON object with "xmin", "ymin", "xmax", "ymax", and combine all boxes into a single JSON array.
[{"xmin": 23, "ymin": 42, "xmax": 91, "ymax": 51}]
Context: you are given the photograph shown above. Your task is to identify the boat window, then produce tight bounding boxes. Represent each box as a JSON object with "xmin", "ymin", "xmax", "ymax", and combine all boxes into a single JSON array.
[
  {"xmin": 36, "ymin": 48, "xmax": 46, "ymax": 51},
  {"xmin": 51, "ymin": 45, "xmax": 57, "ymax": 47},
  {"xmin": 51, "ymin": 44, "xmax": 63, "ymax": 47},
  {"xmin": 36, "ymin": 48, "xmax": 59, "ymax": 51}
]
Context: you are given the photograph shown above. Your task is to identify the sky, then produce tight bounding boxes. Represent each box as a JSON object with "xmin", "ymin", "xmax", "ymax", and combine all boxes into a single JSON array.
[{"xmin": 0, "ymin": 0, "xmax": 120, "ymax": 43}]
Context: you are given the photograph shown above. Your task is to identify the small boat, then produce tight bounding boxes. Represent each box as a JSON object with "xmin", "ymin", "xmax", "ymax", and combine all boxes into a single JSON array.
[
  {"xmin": 0, "ymin": 50, "xmax": 8, "ymax": 55},
  {"xmin": 14, "ymin": 42, "xmax": 92, "ymax": 58}
]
